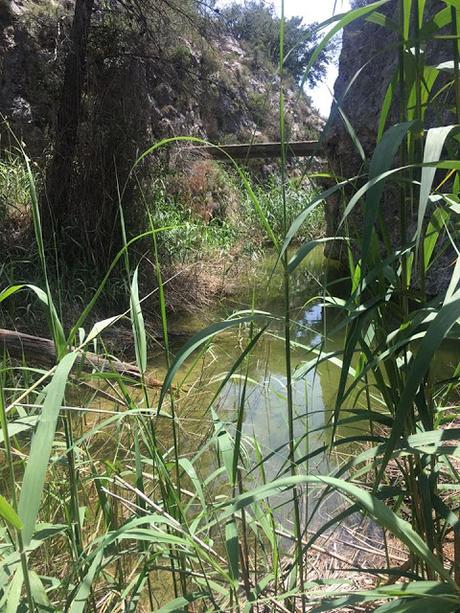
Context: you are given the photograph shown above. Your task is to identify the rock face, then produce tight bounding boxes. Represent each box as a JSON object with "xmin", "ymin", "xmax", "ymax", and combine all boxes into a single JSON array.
[
  {"xmin": 324, "ymin": 0, "xmax": 453, "ymax": 294},
  {"xmin": 0, "ymin": 1, "xmax": 323, "ymax": 265},
  {"xmin": 0, "ymin": 2, "xmax": 50, "ymax": 153},
  {"xmin": 0, "ymin": 3, "xmax": 322, "ymax": 156}
]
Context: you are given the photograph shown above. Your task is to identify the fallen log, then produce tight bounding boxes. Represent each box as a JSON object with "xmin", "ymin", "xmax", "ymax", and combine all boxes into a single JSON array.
[{"xmin": 0, "ymin": 328, "xmax": 163, "ymax": 388}]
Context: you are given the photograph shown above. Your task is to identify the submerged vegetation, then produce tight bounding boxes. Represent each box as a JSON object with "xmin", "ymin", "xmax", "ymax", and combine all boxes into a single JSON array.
[{"xmin": 0, "ymin": 0, "xmax": 460, "ymax": 611}]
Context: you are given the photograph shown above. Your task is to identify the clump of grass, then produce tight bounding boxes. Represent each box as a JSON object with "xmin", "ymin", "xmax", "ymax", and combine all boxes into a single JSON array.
[
  {"xmin": 241, "ymin": 175, "xmax": 325, "ymax": 246},
  {"xmin": 0, "ymin": 149, "xmax": 33, "ymax": 222}
]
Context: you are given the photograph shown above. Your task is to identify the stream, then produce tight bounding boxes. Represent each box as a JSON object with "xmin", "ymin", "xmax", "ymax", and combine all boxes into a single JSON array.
[
  {"xmin": 151, "ymin": 247, "xmax": 459, "ymax": 527},
  {"xmin": 150, "ymin": 248, "xmax": 355, "ymax": 526}
]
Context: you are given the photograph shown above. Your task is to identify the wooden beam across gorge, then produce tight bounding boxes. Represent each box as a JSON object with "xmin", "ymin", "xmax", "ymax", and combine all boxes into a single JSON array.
[{"xmin": 191, "ymin": 140, "xmax": 320, "ymax": 160}]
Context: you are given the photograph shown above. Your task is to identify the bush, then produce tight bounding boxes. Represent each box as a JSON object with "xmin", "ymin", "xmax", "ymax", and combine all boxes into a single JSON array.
[
  {"xmin": 146, "ymin": 176, "xmax": 239, "ymax": 263},
  {"xmin": 247, "ymin": 92, "xmax": 268, "ymax": 126},
  {"xmin": 168, "ymin": 159, "xmax": 238, "ymax": 222}
]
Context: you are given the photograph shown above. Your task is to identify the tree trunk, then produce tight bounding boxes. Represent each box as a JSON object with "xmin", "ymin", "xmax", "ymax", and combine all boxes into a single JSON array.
[
  {"xmin": 42, "ymin": 0, "xmax": 94, "ymax": 255},
  {"xmin": 0, "ymin": 328, "xmax": 162, "ymax": 387}
]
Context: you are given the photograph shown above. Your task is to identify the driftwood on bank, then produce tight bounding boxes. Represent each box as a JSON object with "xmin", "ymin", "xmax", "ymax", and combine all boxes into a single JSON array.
[{"xmin": 0, "ymin": 328, "xmax": 162, "ymax": 388}]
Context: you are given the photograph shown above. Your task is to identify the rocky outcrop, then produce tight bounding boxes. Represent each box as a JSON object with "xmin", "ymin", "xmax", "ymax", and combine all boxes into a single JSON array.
[
  {"xmin": 0, "ymin": 1, "xmax": 323, "ymax": 266},
  {"xmin": 0, "ymin": 3, "xmax": 321, "ymax": 156},
  {"xmin": 0, "ymin": 1, "xmax": 54, "ymax": 153},
  {"xmin": 323, "ymin": 0, "xmax": 454, "ymax": 294}
]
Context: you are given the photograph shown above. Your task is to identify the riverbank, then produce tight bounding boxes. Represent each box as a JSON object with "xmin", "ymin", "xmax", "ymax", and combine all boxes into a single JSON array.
[{"xmin": 0, "ymin": 152, "xmax": 326, "ymax": 352}]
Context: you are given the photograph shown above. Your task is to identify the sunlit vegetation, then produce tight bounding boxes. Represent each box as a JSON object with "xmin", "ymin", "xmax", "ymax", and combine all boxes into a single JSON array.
[{"xmin": 0, "ymin": 1, "xmax": 460, "ymax": 611}]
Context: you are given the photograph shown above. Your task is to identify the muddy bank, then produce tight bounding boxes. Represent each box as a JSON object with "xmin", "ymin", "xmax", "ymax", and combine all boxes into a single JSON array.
[{"xmin": 0, "ymin": 244, "xmax": 261, "ymax": 358}]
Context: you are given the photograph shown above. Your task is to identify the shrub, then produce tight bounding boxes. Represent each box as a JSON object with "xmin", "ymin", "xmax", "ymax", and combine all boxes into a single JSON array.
[{"xmin": 168, "ymin": 159, "xmax": 238, "ymax": 223}]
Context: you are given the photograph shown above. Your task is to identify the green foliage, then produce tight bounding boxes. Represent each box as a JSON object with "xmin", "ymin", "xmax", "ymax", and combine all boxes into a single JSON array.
[
  {"xmin": 150, "ymin": 195, "xmax": 239, "ymax": 262},
  {"xmin": 0, "ymin": 151, "xmax": 32, "ymax": 222},
  {"xmin": 146, "ymin": 168, "xmax": 325, "ymax": 260},
  {"xmin": 221, "ymin": 0, "xmax": 335, "ymax": 85},
  {"xmin": 247, "ymin": 91, "xmax": 268, "ymax": 125},
  {"xmin": 1, "ymin": 1, "xmax": 460, "ymax": 611},
  {"xmin": 242, "ymin": 177, "xmax": 325, "ymax": 244},
  {"xmin": 145, "ymin": 177, "xmax": 238, "ymax": 262}
]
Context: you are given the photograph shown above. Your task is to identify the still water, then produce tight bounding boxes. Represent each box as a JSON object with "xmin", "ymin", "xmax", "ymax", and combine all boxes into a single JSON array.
[
  {"xmin": 154, "ymin": 247, "xmax": 459, "ymax": 517},
  {"xmin": 152, "ymin": 249, "xmax": 352, "ymax": 524}
]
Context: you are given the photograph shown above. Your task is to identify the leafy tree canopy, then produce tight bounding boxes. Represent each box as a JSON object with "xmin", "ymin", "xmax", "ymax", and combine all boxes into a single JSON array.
[{"xmin": 220, "ymin": 1, "xmax": 335, "ymax": 87}]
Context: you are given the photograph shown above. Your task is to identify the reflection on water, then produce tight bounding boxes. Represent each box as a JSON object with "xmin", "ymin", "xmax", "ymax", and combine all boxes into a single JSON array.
[
  {"xmin": 156, "ymin": 246, "xmax": 459, "ymax": 528},
  {"xmin": 164, "ymin": 247, "xmax": 347, "ymax": 523},
  {"xmin": 219, "ymin": 365, "xmax": 330, "ymax": 476}
]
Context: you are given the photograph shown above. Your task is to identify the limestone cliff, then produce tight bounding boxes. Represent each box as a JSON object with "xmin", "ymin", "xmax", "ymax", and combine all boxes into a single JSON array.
[{"xmin": 0, "ymin": 1, "xmax": 322, "ymax": 156}]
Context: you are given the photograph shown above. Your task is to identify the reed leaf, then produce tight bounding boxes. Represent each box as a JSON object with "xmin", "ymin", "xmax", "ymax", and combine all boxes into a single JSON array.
[
  {"xmin": 130, "ymin": 266, "xmax": 147, "ymax": 374},
  {"xmin": 0, "ymin": 497, "xmax": 22, "ymax": 530},
  {"xmin": 18, "ymin": 351, "xmax": 79, "ymax": 545}
]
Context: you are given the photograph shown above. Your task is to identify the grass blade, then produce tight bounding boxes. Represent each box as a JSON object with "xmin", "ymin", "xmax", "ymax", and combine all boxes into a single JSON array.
[
  {"xmin": 0, "ymin": 496, "xmax": 22, "ymax": 530},
  {"xmin": 18, "ymin": 351, "xmax": 79, "ymax": 545},
  {"xmin": 417, "ymin": 125, "xmax": 457, "ymax": 258},
  {"xmin": 130, "ymin": 266, "xmax": 147, "ymax": 374}
]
